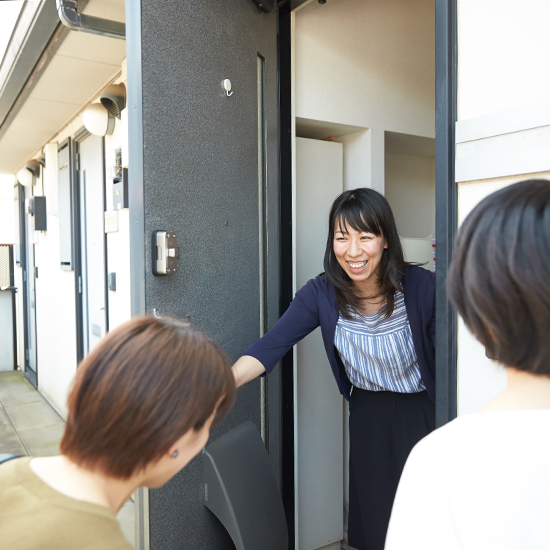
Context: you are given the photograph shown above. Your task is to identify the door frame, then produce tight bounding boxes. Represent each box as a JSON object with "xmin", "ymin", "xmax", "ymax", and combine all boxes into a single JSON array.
[
  {"xmin": 434, "ymin": 0, "xmax": 458, "ymax": 427},
  {"xmin": 277, "ymin": 0, "xmax": 459, "ymax": 544},
  {"xmin": 71, "ymin": 127, "xmax": 108, "ymax": 363},
  {"xmin": 126, "ymin": 0, "xmax": 458, "ymax": 547}
]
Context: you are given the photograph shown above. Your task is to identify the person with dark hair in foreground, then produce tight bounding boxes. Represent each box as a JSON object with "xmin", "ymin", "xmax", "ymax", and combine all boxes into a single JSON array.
[
  {"xmin": 0, "ymin": 316, "xmax": 235, "ymax": 550},
  {"xmin": 233, "ymin": 188, "xmax": 436, "ymax": 550},
  {"xmin": 385, "ymin": 179, "xmax": 550, "ymax": 549}
]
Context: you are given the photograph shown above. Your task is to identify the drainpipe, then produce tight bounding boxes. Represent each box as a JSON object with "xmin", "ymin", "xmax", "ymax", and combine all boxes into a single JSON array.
[{"xmin": 56, "ymin": 0, "xmax": 125, "ymax": 40}]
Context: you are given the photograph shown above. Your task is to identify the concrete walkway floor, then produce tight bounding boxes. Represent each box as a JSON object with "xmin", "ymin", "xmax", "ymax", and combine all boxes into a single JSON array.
[{"xmin": 0, "ymin": 370, "xmax": 135, "ymax": 547}]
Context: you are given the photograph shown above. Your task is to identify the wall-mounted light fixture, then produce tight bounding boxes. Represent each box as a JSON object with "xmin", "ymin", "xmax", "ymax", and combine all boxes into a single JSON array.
[
  {"xmin": 100, "ymin": 83, "xmax": 126, "ymax": 119},
  {"xmin": 16, "ymin": 169, "xmax": 33, "ymax": 187},
  {"xmin": 83, "ymin": 102, "xmax": 115, "ymax": 136},
  {"xmin": 16, "ymin": 160, "xmax": 42, "ymax": 187}
]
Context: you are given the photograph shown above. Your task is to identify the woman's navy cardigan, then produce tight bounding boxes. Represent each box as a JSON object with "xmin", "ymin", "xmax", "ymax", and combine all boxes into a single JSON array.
[{"xmin": 244, "ymin": 265, "xmax": 436, "ymax": 403}]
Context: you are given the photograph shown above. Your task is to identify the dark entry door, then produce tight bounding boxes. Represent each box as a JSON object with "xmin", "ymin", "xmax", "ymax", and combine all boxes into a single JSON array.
[
  {"xmin": 19, "ymin": 184, "xmax": 38, "ymax": 386},
  {"xmin": 132, "ymin": 1, "xmax": 280, "ymax": 548}
]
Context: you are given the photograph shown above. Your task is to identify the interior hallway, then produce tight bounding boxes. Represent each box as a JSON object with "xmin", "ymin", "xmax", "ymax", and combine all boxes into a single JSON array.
[{"xmin": 0, "ymin": 371, "xmax": 135, "ymax": 547}]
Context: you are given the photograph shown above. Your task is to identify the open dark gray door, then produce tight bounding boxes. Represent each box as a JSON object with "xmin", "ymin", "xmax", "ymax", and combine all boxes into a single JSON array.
[{"xmin": 127, "ymin": 0, "xmax": 280, "ymax": 548}]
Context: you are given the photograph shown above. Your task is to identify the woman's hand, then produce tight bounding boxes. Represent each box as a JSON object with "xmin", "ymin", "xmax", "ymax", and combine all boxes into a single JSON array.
[{"xmin": 232, "ymin": 356, "xmax": 266, "ymax": 388}]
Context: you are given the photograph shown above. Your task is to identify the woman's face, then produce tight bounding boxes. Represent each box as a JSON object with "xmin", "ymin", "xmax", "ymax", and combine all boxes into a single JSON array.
[{"xmin": 333, "ymin": 222, "xmax": 387, "ymax": 290}]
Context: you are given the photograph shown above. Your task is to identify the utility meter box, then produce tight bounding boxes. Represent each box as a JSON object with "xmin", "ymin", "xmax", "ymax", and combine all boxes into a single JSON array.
[{"xmin": 28, "ymin": 197, "xmax": 47, "ymax": 231}]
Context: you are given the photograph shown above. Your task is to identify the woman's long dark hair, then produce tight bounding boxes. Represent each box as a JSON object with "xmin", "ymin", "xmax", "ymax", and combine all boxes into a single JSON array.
[{"xmin": 324, "ymin": 188, "xmax": 407, "ymax": 319}]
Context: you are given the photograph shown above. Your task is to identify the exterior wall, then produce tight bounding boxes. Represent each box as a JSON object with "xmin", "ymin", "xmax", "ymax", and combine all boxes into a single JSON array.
[
  {"xmin": 35, "ymin": 142, "xmax": 78, "ymax": 416},
  {"xmin": 385, "ymin": 153, "xmax": 435, "ymax": 238},
  {"xmin": 9, "ymin": 66, "xmax": 129, "ymax": 415},
  {"xmin": 456, "ymin": 0, "xmax": 550, "ymax": 414},
  {"xmin": 457, "ymin": 0, "xmax": 550, "ymax": 121},
  {"xmin": 0, "ymin": 175, "xmax": 15, "ymax": 243},
  {"xmin": 104, "ymin": 65, "xmax": 131, "ymax": 332}
]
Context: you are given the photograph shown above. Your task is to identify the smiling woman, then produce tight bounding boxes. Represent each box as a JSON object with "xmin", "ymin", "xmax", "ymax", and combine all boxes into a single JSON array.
[
  {"xmin": 326, "ymin": 188, "xmax": 404, "ymax": 319},
  {"xmin": 232, "ymin": 187, "xmax": 436, "ymax": 550},
  {"xmin": 0, "ymin": 1, "xmax": 24, "ymax": 67}
]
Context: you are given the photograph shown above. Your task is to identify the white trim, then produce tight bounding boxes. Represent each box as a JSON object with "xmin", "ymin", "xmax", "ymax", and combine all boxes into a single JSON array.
[
  {"xmin": 456, "ymin": 101, "xmax": 550, "ymax": 144},
  {"xmin": 456, "ymin": 143, "xmax": 550, "ymax": 182}
]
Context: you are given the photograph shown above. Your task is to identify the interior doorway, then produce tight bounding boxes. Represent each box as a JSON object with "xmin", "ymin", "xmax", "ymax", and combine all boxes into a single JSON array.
[{"xmin": 290, "ymin": 1, "xmax": 436, "ymax": 548}]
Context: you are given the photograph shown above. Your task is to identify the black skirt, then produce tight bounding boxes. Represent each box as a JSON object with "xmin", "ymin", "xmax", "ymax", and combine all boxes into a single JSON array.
[{"xmin": 348, "ymin": 388, "xmax": 435, "ymax": 550}]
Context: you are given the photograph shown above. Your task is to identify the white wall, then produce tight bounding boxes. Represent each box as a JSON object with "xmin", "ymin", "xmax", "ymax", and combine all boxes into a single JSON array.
[
  {"xmin": 335, "ymin": 130, "xmax": 385, "ymax": 194},
  {"xmin": 35, "ymin": 143, "xmax": 78, "ymax": 416},
  {"xmin": 458, "ymin": 0, "xmax": 550, "ymax": 121},
  {"xmin": 0, "ymin": 175, "xmax": 15, "ymax": 244},
  {"xmin": 385, "ymin": 153, "xmax": 435, "ymax": 238},
  {"xmin": 295, "ymin": 0, "xmax": 435, "ymax": 137},
  {"xmin": 15, "ymin": 67, "xmax": 130, "ymax": 414},
  {"xmin": 0, "ymin": 85, "xmax": 129, "ymax": 414},
  {"xmin": 295, "ymin": 138, "xmax": 344, "ymax": 550},
  {"xmin": 294, "ymin": 0, "xmax": 435, "ymax": 204},
  {"xmin": 105, "ymin": 107, "xmax": 131, "ymax": 331}
]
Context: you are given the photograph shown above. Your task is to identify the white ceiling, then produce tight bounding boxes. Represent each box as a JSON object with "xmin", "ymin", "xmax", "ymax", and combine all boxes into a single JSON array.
[{"xmin": 0, "ymin": 0, "xmax": 126, "ymax": 174}]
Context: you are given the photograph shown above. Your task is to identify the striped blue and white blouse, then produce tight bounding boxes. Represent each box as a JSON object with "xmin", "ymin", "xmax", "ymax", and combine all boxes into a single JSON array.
[{"xmin": 334, "ymin": 292, "xmax": 425, "ymax": 393}]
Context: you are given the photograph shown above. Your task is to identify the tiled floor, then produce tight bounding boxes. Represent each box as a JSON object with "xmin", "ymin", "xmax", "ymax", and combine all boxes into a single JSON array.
[{"xmin": 0, "ymin": 370, "xmax": 135, "ymax": 547}]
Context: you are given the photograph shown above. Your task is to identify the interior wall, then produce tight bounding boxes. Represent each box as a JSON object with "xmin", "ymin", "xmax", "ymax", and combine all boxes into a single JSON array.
[
  {"xmin": 385, "ymin": 153, "xmax": 435, "ymax": 238},
  {"xmin": 295, "ymin": 0, "xmax": 435, "ymax": 137},
  {"xmin": 295, "ymin": 138, "xmax": 344, "ymax": 550},
  {"xmin": 458, "ymin": 0, "xmax": 550, "ymax": 121},
  {"xmin": 457, "ymin": 171, "xmax": 550, "ymax": 415},
  {"xmin": 334, "ymin": 130, "xmax": 385, "ymax": 194}
]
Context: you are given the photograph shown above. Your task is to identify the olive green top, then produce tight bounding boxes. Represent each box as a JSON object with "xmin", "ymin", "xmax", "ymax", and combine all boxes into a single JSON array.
[{"xmin": 0, "ymin": 457, "xmax": 133, "ymax": 550}]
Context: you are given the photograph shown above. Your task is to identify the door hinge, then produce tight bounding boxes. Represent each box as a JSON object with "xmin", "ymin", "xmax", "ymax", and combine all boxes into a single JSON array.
[
  {"xmin": 25, "ymin": 349, "xmax": 29, "ymax": 361},
  {"xmin": 78, "ymin": 276, "xmax": 82, "ymax": 294},
  {"xmin": 23, "ymin": 270, "xmax": 27, "ymax": 282},
  {"xmin": 76, "ymin": 153, "xmax": 80, "ymax": 171}
]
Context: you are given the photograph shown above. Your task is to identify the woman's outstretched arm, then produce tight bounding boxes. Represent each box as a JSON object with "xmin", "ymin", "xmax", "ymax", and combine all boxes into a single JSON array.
[{"xmin": 232, "ymin": 355, "xmax": 266, "ymax": 387}]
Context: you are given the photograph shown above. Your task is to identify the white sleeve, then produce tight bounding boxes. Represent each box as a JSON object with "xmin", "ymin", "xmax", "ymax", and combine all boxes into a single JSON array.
[{"xmin": 384, "ymin": 438, "xmax": 461, "ymax": 550}]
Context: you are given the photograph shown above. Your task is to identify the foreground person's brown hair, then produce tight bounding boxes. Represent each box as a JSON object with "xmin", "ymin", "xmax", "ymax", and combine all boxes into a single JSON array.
[
  {"xmin": 447, "ymin": 179, "xmax": 550, "ymax": 375},
  {"xmin": 60, "ymin": 316, "xmax": 235, "ymax": 479}
]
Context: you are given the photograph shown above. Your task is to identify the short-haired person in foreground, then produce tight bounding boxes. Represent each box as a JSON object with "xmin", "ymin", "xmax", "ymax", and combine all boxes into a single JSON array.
[
  {"xmin": 385, "ymin": 179, "xmax": 550, "ymax": 549},
  {"xmin": 0, "ymin": 316, "xmax": 235, "ymax": 550}
]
